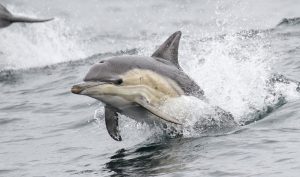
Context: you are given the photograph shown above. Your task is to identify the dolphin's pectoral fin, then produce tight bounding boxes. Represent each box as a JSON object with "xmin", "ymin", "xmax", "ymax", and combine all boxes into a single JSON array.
[
  {"xmin": 105, "ymin": 105, "xmax": 122, "ymax": 141},
  {"xmin": 151, "ymin": 31, "xmax": 181, "ymax": 67},
  {"xmin": 134, "ymin": 96, "xmax": 182, "ymax": 125}
]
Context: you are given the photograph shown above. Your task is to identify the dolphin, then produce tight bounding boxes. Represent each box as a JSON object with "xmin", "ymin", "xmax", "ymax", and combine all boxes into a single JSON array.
[
  {"xmin": 0, "ymin": 3, "xmax": 53, "ymax": 28},
  {"xmin": 71, "ymin": 31, "xmax": 232, "ymax": 141},
  {"xmin": 276, "ymin": 17, "xmax": 300, "ymax": 27}
]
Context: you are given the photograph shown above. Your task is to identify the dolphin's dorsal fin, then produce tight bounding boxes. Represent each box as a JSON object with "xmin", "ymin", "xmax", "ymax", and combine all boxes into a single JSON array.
[
  {"xmin": 151, "ymin": 31, "xmax": 181, "ymax": 67},
  {"xmin": 105, "ymin": 105, "xmax": 122, "ymax": 141}
]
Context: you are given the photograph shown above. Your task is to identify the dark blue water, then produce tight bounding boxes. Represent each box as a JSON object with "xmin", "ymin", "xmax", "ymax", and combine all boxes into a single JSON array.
[{"xmin": 1, "ymin": 0, "xmax": 300, "ymax": 176}]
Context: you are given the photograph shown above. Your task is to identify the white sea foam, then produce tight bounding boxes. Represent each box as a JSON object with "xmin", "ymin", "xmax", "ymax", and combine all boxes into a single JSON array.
[
  {"xmin": 0, "ymin": 17, "xmax": 87, "ymax": 70},
  {"xmin": 135, "ymin": 31, "xmax": 300, "ymax": 137}
]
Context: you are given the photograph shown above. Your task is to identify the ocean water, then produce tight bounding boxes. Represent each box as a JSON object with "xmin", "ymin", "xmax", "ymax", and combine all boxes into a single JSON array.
[{"xmin": 1, "ymin": 0, "xmax": 300, "ymax": 176}]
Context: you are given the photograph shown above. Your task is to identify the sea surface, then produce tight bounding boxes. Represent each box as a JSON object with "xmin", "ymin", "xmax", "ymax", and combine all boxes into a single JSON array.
[{"xmin": 1, "ymin": 0, "xmax": 300, "ymax": 176}]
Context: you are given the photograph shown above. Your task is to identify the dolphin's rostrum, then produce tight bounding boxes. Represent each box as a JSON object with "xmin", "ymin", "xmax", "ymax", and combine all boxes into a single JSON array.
[
  {"xmin": 71, "ymin": 31, "xmax": 229, "ymax": 141},
  {"xmin": 0, "ymin": 3, "xmax": 53, "ymax": 28}
]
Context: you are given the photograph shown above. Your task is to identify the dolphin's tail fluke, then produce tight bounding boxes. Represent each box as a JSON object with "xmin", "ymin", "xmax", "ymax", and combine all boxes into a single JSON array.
[{"xmin": 7, "ymin": 15, "xmax": 54, "ymax": 23}]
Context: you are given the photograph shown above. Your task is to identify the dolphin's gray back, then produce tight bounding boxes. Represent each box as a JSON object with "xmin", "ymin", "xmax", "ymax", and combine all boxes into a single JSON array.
[{"xmin": 85, "ymin": 56, "xmax": 204, "ymax": 98}]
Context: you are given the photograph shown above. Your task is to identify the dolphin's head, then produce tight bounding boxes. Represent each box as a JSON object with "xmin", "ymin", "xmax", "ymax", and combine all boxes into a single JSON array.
[
  {"xmin": 71, "ymin": 58, "xmax": 130, "ymax": 107},
  {"xmin": 83, "ymin": 59, "xmax": 125, "ymax": 84}
]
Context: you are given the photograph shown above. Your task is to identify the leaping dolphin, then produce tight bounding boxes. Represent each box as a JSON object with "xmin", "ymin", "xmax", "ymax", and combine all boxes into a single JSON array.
[
  {"xmin": 71, "ymin": 31, "xmax": 232, "ymax": 141},
  {"xmin": 0, "ymin": 3, "xmax": 53, "ymax": 28}
]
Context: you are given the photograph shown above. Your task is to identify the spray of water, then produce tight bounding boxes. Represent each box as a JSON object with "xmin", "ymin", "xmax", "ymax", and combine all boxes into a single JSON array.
[
  {"xmin": 92, "ymin": 29, "xmax": 300, "ymax": 140},
  {"xmin": 0, "ymin": 16, "xmax": 87, "ymax": 70}
]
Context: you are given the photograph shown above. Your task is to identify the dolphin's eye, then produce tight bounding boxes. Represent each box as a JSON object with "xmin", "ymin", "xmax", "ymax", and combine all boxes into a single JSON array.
[
  {"xmin": 115, "ymin": 79, "xmax": 123, "ymax": 85},
  {"xmin": 99, "ymin": 60, "xmax": 105, "ymax": 63}
]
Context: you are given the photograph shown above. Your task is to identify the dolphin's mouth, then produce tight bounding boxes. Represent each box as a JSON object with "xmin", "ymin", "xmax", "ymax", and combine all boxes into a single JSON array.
[{"xmin": 71, "ymin": 82, "xmax": 107, "ymax": 94}]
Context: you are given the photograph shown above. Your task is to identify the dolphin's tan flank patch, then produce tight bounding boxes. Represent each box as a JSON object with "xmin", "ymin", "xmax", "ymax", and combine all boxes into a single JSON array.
[
  {"xmin": 121, "ymin": 69, "xmax": 184, "ymax": 97},
  {"xmin": 86, "ymin": 84, "xmax": 181, "ymax": 124},
  {"xmin": 87, "ymin": 84, "xmax": 167, "ymax": 105}
]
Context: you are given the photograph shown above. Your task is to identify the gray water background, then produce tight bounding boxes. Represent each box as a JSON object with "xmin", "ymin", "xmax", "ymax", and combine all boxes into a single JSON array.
[{"xmin": 1, "ymin": 0, "xmax": 300, "ymax": 176}]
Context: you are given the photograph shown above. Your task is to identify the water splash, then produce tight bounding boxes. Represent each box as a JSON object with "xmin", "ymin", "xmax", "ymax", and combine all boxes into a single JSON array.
[
  {"xmin": 93, "ymin": 106, "xmax": 158, "ymax": 142},
  {"xmin": 0, "ymin": 18, "xmax": 87, "ymax": 70},
  {"xmin": 134, "ymin": 30, "xmax": 300, "ymax": 138}
]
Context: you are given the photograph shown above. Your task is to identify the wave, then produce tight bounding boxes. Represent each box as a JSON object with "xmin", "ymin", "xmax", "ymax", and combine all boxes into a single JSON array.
[
  {"xmin": 0, "ymin": 17, "xmax": 88, "ymax": 71},
  {"xmin": 0, "ymin": 14, "xmax": 298, "ymax": 72}
]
